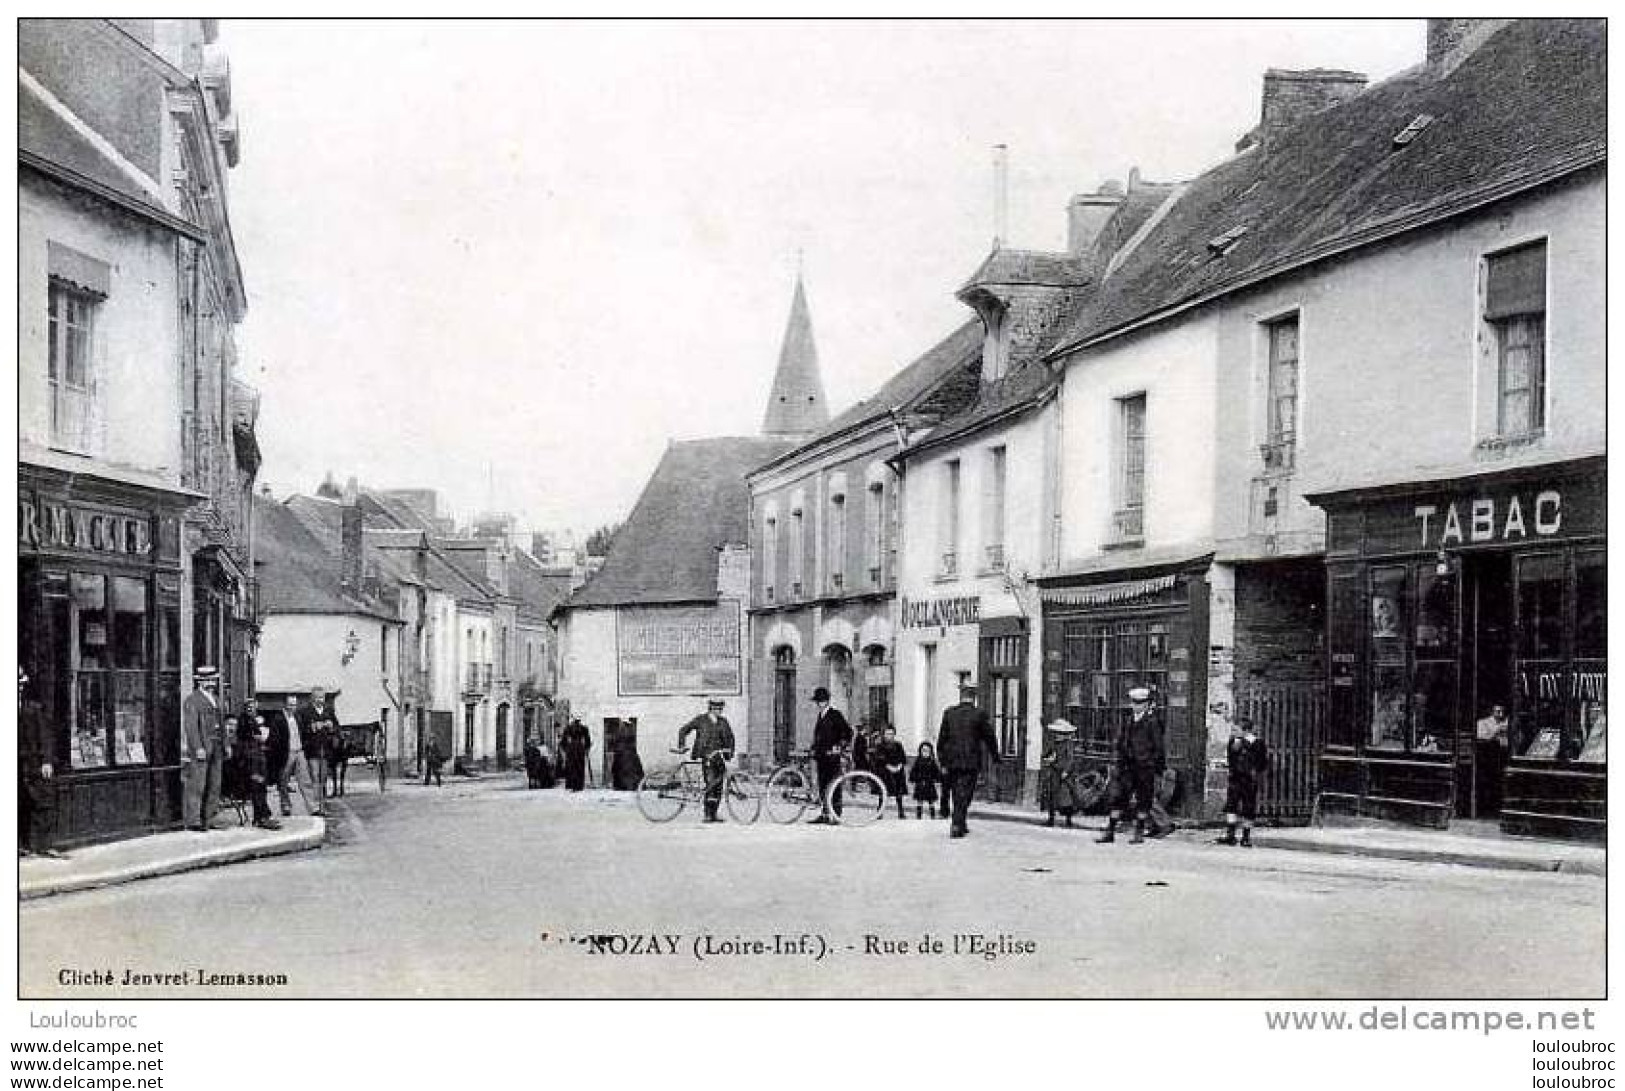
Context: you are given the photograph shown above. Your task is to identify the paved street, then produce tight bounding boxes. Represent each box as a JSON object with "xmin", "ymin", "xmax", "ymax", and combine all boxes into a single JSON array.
[{"xmin": 20, "ymin": 775, "xmax": 1603, "ymax": 998}]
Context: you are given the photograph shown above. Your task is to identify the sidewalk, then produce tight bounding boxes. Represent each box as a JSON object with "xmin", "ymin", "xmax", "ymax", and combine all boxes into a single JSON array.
[
  {"xmin": 19, "ymin": 816, "xmax": 326, "ymax": 901},
  {"xmin": 970, "ymin": 802, "xmax": 1605, "ymax": 878}
]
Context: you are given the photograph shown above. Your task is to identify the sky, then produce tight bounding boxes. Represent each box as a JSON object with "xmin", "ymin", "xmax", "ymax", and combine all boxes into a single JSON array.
[{"xmin": 226, "ymin": 19, "xmax": 1425, "ymax": 539}]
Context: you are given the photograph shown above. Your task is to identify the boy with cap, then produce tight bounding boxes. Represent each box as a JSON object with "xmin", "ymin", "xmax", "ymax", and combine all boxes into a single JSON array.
[
  {"xmin": 1216, "ymin": 717, "xmax": 1270, "ymax": 847},
  {"xmin": 1097, "ymin": 685, "xmax": 1165, "ymax": 845}
]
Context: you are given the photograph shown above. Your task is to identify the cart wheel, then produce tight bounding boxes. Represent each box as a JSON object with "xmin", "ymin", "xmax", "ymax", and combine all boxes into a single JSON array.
[
  {"xmin": 764, "ymin": 766, "xmax": 811, "ymax": 824},
  {"xmin": 723, "ymin": 772, "xmax": 762, "ymax": 824},
  {"xmin": 829, "ymin": 770, "xmax": 887, "ymax": 826},
  {"xmin": 636, "ymin": 772, "xmax": 686, "ymax": 823}
]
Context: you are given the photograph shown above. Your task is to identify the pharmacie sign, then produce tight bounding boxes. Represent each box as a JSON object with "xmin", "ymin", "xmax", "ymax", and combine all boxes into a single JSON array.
[
  {"xmin": 900, "ymin": 595, "xmax": 980, "ymax": 629},
  {"xmin": 18, "ymin": 498, "xmax": 152, "ymax": 557}
]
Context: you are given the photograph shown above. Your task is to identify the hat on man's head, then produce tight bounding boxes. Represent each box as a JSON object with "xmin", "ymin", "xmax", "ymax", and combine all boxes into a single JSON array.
[
  {"xmin": 959, "ymin": 679, "xmax": 978, "ymax": 694},
  {"xmin": 1127, "ymin": 685, "xmax": 1152, "ymax": 702},
  {"xmin": 810, "ymin": 686, "xmax": 831, "ymax": 703},
  {"xmin": 194, "ymin": 665, "xmax": 219, "ymax": 681},
  {"xmin": 708, "ymin": 697, "xmax": 726, "ymax": 709}
]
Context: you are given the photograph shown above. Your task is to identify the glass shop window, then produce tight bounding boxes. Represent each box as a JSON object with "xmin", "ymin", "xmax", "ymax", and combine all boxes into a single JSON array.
[
  {"xmin": 1368, "ymin": 567, "xmax": 1408, "ymax": 751},
  {"xmin": 1514, "ymin": 553, "xmax": 1567, "ymax": 761},
  {"xmin": 1411, "ymin": 566, "xmax": 1457, "ymax": 755},
  {"xmin": 1573, "ymin": 550, "xmax": 1605, "ymax": 765},
  {"xmin": 111, "ymin": 576, "xmax": 149, "ymax": 765}
]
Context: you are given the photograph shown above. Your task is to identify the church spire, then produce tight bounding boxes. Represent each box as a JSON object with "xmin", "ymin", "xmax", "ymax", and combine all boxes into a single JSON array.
[{"xmin": 761, "ymin": 274, "xmax": 830, "ymax": 438}]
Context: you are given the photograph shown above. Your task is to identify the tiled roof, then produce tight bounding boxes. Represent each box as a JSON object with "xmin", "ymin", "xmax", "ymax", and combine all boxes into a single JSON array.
[
  {"xmin": 18, "ymin": 73, "xmax": 196, "ymax": 238},
  {"xmin": 509, "ymin": 549, "xmax": 572, "ymax": 623},
  {"xmin": 1050, "ymin": 18, "xmax": 1605, "ymax": 355},
  {"xmin": 786, "ymin": 319, "xmax": 984, "ymax": 452},
  {"xmin": 256, "ymin": 498, "xmax": 396, "ymax": 621},
  {"xmin": 565, "ymin": 436, "xmax": 796, "ymax": 609},
  {"xmin": 959, "ymin": 249, "xmax": 1091, "ymax": 292}
]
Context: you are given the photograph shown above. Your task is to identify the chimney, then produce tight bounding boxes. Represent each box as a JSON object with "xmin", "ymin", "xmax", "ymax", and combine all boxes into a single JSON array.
[
  {"xmin": 991, "ymin": 143, "xmax": 1009, "ymax": 249},
  {"xmin": 341, "ymin": 504, "xmax": 364, "ymax": 592},
  {"xmin": 1067, "ymin": 179, "xmax": 1125, "ymax": 256},
  {"xmin": 1255, "ymin": 68, "xmax": 1368, "ymax": 145},
  {"xmin": 1426, "ymin": 18, "xmax": 1505, "ymax": 68}
]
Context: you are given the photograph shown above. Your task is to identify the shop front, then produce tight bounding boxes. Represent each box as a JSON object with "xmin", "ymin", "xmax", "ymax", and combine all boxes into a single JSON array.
[
  {"xmin": 17, "ymin": 466, "xmax": 197, "ymax": 849},
  {"xmin": 1038, "ymin": 558, "xmax": 1212, "ymax": 818},
  {"xmin": 1308, "ymin": 456, "xmax": 1605, "ymax": 840}
]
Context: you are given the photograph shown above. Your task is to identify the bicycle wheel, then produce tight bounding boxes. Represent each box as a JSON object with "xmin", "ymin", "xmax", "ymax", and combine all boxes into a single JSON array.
[
  {"xmin": 829, "ymin": 770, "xmax": 887, "ymax": 826},
  {"xmin": 723, "ymin": 772, "xmax": 761, "ymax": 824},
  {"xmin": 764, "ymin": 766, "xmax": 811, "ymax": 824},
  {"xmin": 636, "ymin": 772, "xmax": 687, "ymax": 823}
]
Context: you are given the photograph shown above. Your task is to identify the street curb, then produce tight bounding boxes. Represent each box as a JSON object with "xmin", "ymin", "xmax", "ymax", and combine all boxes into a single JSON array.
[
  {"xmin": 18, "ymin": 821, "xmax": 327, "ymax": 901},
  {"xmin": 970, "ymin": 806, "xmax": 1605, "ymax": 878}
]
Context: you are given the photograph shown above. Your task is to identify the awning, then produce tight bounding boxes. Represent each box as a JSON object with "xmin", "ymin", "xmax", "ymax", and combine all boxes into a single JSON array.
[{"xmin": 1040, "ymin": 575, "xmax": 1177, "ymax": 609}]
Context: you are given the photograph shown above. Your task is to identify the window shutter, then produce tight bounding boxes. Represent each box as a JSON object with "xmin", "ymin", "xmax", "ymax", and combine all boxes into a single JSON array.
[{"xmin": 1484, "ymin": 241, "xmax": 1546, "ymax": 320}]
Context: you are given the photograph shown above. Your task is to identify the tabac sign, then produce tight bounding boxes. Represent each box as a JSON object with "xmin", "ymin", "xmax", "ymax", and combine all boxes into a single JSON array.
[
  {"xmin": 18, "ymin": 498, "xmax": 152, "ymax": 558},
  {"xmin": 1321, "ymin": 462, "xmax": 1604, "ymax": 556}
]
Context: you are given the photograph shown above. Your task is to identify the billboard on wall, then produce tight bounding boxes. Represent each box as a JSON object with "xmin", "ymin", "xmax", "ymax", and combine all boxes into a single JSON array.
[{"xmin": 616, "ymin": 601, "xmax": 742, "ymax": 696}]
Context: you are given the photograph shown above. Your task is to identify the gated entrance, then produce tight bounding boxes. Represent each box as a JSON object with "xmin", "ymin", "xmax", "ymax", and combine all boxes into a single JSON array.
[{"xmin": 1237, "ymin": 681, "xmax": 1324, "ymax": 823}]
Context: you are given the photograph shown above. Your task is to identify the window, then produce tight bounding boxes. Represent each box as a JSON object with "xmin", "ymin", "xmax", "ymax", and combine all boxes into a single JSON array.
[
  {"xmin": 827, "ymin": 490, "xmax": 847, "ymax": 592},
  {"xmin": 47, "ymin": 279, "xmax": 99, "ymax": 453},
  {"xmin": 864, "ymin": 646, "xmax": 892, "ymax": 729},
  {"xmin": 46, "ymin": 571, "xmax": 153, "ymax": 771},
  {"xmin": 497, "ymin": 624, "xmax": 508, "ymax": 676},
  {"xmin": 1264, "ymin": 315, "xmax": 1299, "ymax": 470},
  {"xmin": 762, "ymin": 516, "xmax": 778, "ymax": 600},
  {"xmin": 940, "ymin": 460, "xmax": 961, "ymax": 577},
  {"xmin": 865, "ymin": 482, "xmax": 885, "ymax": 586},
  {"xmin": 1114, "ymin": 394, "xmax": 1147, "ymax": 541},
  {"xmin": 1368, "ymin": 566, "xmax": 1408, "ymax": 751},
  {"xmin": 1484, "ymin": 241, "xmax": 1547, "ymax": 437},
  {"xmin": 380, "ymin": 623, "xmax": 389, "ymax": 673},
  {"xmin": 982, "ymin": 446, "xmax": 1007, "ymax": 570},
  {"xmin": 789, "ymin": 508, "xmax": 804, "ymax": 598}
]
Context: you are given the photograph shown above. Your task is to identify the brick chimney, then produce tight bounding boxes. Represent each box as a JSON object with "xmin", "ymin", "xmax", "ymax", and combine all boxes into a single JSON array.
[
  {"xmin": 341, "ymin": 503, "xmax": 364, "ymax": 592},
  {"xmin": 1255, "ymin": 68, "xmax": 1368, "ymax": 146},
  {"xmin": 1067, "ymin": 180, "xmax": 1125, "ymax": 257}
]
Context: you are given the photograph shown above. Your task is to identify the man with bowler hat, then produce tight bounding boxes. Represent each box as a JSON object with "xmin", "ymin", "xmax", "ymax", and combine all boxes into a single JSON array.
[
  {"xmin": 809, "ymin": 687, "xmax": 852, "ymax": 823},
  {"xmin": 677, "ymin": 697, "xmax": 736, "ymax": 822},
  {"xmin": 1098, "ymin": 685, "xmax": 1165, "ymax": 845},
  {"xmin": 936, "ymin": 680, "xmax": 999, "ymax": 838},
  {"xmin": 181, "ymin": 666, "xmax": 229, "ymax": 831}
]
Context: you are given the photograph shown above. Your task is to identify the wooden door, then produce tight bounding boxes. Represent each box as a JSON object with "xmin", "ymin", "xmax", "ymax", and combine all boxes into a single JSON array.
[{"xmin": 772, "ymin": 649, "xmax": 797, "ymax": 763}]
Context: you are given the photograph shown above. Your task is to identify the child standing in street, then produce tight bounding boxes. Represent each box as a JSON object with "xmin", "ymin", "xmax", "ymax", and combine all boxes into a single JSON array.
[
  {"xmin": 908, "ymin": 741, "xmax": 942, "ymax": 819},
  {"xmin": 1216, "ymin": 717, "xmax": 1270, "ymax": 847}
]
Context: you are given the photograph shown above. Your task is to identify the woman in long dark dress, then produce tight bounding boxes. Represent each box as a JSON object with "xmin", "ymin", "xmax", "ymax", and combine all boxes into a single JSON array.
[{"xmin": 560, "ymin": 719, "xmax": 592, "ymax": 792}]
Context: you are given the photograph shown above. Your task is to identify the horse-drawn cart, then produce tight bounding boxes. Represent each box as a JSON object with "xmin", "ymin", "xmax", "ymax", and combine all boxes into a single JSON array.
[{"xmin": 330, "ymin": 721, "xmax": 386, "ymax": 796}]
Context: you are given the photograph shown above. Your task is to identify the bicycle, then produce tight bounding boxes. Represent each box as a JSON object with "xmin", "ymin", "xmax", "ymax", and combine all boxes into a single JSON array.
[
  {"xmin": 636, "ymin": 748, "xmax": 761, "ymax": 824},
  {"xmin": 763, "ymin": 749, "xmax": 887, "ymax": 826}
]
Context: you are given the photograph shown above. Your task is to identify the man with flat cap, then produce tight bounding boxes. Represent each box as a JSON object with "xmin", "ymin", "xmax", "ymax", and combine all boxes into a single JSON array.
[
  {"xmin": 809, "ymin": 686, "xmax": 852, "ymax": 824},
  {"xmin": 678, "ymin": 697, "xmax": 736, "ymax": 823},
  {"xmin": 1098, "ymin": 685, "xmax": 1166, "ymax": 845},
  {"xmin": 937, "ymin": 680, "xmax": 999, "ymax": 839}
]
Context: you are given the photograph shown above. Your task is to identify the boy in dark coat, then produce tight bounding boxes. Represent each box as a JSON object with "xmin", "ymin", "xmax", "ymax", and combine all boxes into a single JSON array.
[
  {"xmin": 1097, "ymin": 686, "xmax": 1165, "ymax": 845},
  {"xmin": 1216, "ymin": 717, "xmax": 1270, "ymax": 847},
  {"xmin": 1041, "ymin": 720, "xmax": 1081, "ymax": 828}
]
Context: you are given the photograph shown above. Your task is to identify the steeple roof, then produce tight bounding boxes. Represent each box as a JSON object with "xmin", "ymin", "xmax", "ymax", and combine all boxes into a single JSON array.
[{"xmin": 760, "ymin": 276, "xmax": 830, "ymax": 438}]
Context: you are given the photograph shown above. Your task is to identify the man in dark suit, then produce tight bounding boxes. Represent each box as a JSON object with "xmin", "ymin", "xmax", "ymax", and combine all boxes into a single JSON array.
[
  {"xmin": 678, "ymin": 698, "xmax": 736, "ymax": 822},
  {"xmin": 937, "ymin": 681, "xmax": 999, "ymax": 838},
  {"xmin": 1097, "ymin": 685, "xmax": 1166, "ymax": 845},
  {"xmin": 808, "ymin": 687, "xmax": 851, "ymax": 824},
  {"xmin": 17, "ymin": 667, "xmax": 57, "ymax": 855}
]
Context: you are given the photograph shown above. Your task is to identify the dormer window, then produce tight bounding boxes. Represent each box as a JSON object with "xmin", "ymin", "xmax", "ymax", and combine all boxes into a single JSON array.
[{"xmin": 981, "ymin": 303, "xmax": 1010, "ymax": 384}]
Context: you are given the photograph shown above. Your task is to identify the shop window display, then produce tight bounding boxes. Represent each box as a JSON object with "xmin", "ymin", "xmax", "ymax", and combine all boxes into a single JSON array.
[
  {"xmin": 1515, "ymin": 554, "xmax": 1568, "ymax": 760},
  {"xmin": 1368, "ymin": 567, "xmax": 1408, "ymax": 750}
]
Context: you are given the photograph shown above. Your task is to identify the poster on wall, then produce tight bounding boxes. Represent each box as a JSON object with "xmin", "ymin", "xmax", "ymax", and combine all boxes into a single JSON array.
[{"xmin": 617, "ymin": 602, "xmax": 742, "ymax": 696}]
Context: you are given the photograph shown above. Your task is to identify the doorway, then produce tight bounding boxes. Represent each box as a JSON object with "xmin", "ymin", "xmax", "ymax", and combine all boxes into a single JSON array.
[
  {"xmin": 772, "ymin": 647, "xmax": 797, "ymax": 763},
  {"xmin": 495, "ymin": 703, "xmax": 510, "ymax": 770},
  {"xmin": 1462, "ymin": 552, "xmax": 1512, "ymax": 817}
]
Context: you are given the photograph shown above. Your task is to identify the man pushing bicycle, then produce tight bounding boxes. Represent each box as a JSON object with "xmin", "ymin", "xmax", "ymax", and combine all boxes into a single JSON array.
[{"xmin": 677, "ymin": 697, "xmax": 736, "ymax": 823}]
